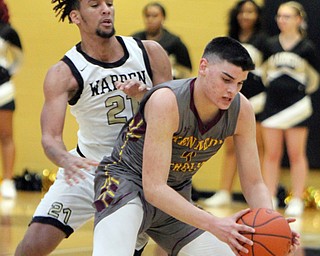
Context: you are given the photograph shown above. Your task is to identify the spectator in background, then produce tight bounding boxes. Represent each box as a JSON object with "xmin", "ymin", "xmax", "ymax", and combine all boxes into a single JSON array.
[
  {"xmin": 132, "ymin": 1, "xmax": 192, "ymax": 79},
  {"xmin": 261, "ymin": 1, "xmax": 320, "ymax": 216},
  {"xmin": 0, "ymin": 0, "xmax": 23, "ymax": 199},
  {"xmin": 204, "ymin": 0, "xmax": 266, "ymax": 207}
]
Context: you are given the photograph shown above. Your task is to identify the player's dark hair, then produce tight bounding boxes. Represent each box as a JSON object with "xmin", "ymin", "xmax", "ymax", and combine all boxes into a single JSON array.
[
  {"xmin": 51, "ymin": 0, "xmax": 80, "ymax": 23},
  {"xmin": 143, "ymin": 2, "xmax": 166, "ymax": 18},
  {"xmin": 228, "ymin": 0, "xmax": 262, "ymax": 40},
  {"xmin": 203, "ymin": 37, "xmax": 255, "ymax": 71},
  {"xmin": 0, "ymin": 0, "xmax": 9, "ymax": 23}
]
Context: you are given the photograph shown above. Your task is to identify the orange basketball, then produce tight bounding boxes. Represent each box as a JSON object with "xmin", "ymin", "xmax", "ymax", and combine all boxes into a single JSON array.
[{"xmin": 237, "ymin": 208, "xmax": 292, "ymax": 256}]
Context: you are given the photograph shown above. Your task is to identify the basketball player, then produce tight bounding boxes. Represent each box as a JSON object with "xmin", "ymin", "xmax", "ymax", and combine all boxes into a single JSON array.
[
  {"xmin": 15, "ymin": 0, "xmax": 171, "ymax": 255},
  {"xmin": 93, "ymin": 37, "xmax": 300, "ymax": 256}
]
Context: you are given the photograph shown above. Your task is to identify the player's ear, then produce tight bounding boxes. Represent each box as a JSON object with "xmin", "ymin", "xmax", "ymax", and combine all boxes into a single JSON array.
[
  {"xmin": 199, "ymin": 58, "xmax": 208, "ymax": 76},
  {"xmin": 70, "ymin": 10, "xmax": 81, "ymax": 24}
]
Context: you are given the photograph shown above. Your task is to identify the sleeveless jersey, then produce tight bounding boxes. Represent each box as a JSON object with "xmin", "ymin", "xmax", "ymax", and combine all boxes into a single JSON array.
[
  {"xmin": 94, "ymin": 78, "xmax": 240, "ymax": 212},
  {"xmin": 261, "ymin": 36, "xmax": 320, "ymax": 128},
  {"xmin": 63, "ymin": 36, "xmax": 153, "ymax": 162},
  {"xmin": 94, "ymin": 79, "xmax": 241, "ymax": 254}
]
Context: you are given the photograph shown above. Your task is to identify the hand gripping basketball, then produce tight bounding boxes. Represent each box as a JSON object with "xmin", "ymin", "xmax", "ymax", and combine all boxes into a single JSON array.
[{"xmin": 237, "ymin": 208, "xmax": 292, "ymax": 256}]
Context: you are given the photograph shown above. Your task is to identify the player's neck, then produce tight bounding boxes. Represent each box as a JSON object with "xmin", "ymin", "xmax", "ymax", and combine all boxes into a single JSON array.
[{"xmin": 80, "ymin": 36, "xmax": 124, "ymax": 62}]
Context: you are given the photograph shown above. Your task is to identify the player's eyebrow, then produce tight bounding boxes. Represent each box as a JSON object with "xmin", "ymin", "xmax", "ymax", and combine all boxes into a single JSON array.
[{"xmin": 222, "ymin": 71, "xmax": 235, "ymax": 80}]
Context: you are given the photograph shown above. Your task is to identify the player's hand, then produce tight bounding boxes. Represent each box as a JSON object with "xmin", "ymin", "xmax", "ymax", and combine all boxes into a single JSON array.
[
  {"xmin": 210, "ymin": 208, "xmax": 255, "ymax": 255},
  {"xmin": 62, "ymin": 155, "xmax": 99, "ymax": 186},
  {"xmin": 286, "ymin": 218, "xmax": 301, "ymax": 255},
  {"xmin": 115, "ymin": 80, "xmax": 149, "ymax": 101}
]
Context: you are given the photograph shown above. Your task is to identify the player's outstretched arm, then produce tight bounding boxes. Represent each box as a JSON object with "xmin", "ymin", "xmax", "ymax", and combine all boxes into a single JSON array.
[
  {"xmin": 41, "ymin": 61, "xmax": 98, "ymax": 185},
  {"xmin": 234, "ymin": 94, "xmax": 273, "ymax": 209}
]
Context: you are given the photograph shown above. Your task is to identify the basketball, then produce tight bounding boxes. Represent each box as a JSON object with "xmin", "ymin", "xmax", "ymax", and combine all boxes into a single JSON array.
[{"xmin": 237, "ymin": 208, "xmax": 292, "ymax": 256}]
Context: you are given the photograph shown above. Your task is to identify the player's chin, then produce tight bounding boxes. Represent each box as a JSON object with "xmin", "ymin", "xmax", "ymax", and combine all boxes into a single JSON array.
[{"xmin": 219, "ymin": 103, "xmax": 232, "ymax": 110}]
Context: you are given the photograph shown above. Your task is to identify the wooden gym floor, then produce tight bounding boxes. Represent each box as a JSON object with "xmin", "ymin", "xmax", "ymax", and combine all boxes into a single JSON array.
[{"xmin": 1, "ymin": 190, "xmax": 320, "ymax": 255}]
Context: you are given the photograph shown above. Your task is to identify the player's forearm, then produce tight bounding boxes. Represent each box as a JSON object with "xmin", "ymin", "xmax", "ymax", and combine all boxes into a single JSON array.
[
  {"xmin": 244, "ymin": 182, "xmax": 273, "ymax": 209},
  {"xmin": 144, "ymin": 183, "xmax": 216, "ymax": 232},
  {"xmin": 41, "ymin": 134, "xmax": 70, "ymax": 168}
]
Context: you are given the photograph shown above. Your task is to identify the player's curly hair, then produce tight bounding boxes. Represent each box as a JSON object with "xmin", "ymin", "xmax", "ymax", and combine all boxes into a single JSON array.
[
  {"xmin": 51, "ymin": 0, "xmax": 80, "ymax": 23},
  {"xmin": 0, "ymin": 0, "xmax": 10, "ymax": 23}
]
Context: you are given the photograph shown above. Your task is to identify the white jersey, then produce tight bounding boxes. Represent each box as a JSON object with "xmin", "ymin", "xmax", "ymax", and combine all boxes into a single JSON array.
[{"xmin": 63, "ymin": 36, "xmax": 153, "ymax": 162}]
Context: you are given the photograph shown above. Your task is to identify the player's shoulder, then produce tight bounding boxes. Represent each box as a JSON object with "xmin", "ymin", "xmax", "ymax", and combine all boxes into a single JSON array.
[
  {"xmin": 45, "ymin": 60, "xmax": 78, "ymax": 89},
  {"xmin": 239, "ymin": 92, "xmax": 254, "ymax": 113},
  {"xmin": 143, "ymin": 86, "xmax": 178, "ymax": 128},
  {"xmin": 117, "ymin": 35, "xmax": 162, "ymax": 55},
  {"xmin": 47, "ymin": 60, "xmax": 72, "ymax": 77},
  {"xmin": 141, "ymin": 39, "xmax": 164, "ymax": 52},
  {"xmin": 143, "ymin": 85, "xmax": 176, "ymax": 110}
]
